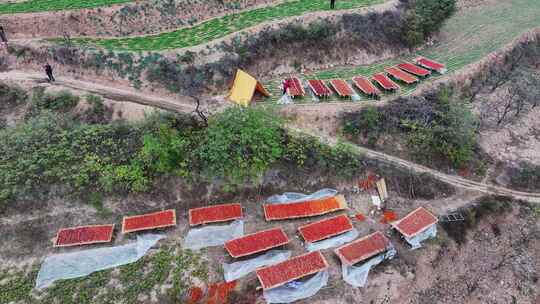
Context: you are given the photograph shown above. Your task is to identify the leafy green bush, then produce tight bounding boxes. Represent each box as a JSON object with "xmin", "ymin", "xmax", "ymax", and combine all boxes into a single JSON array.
[
  {"xmin": 342, "ymin": 105, "xmax": 381, "ymax": 136},
  {"xmin": 343, "ymin": 88, "xmax": 478, "ymax": 169},
  {"xmin": 403, "ymin": 0, "xmax": 457, "ymax": 46},
  {"xmin": 0, "ymin": 112, "xmax": 144, "ymax": 204},
  {"xmin": 407, "ymin": 89, "xmax": 477, "ymax": 168},
  {"xmin": 31, "ymin": 88, "xmax": 80, "ymax": 112},
  {"xmin": 0, "ymin": 82, "xmax": 28, "ymax": 112},
  {"xmin": 75, "ymin": 94, "xmax": 113, "ymax": 124},
  {"xmin": 508, "ymin": 162, "xmax": 540, "ymax": 191},
  {"xmin": 195, "ymin": 106, "xmax": 283, "ymax": 184},
  {"xmin": 283, "ymin": 134, "xmax": 364, "ymax": 179},
  {"xmin": 1, "ymin": 104, "xmax": 366, "ymax": 205}
]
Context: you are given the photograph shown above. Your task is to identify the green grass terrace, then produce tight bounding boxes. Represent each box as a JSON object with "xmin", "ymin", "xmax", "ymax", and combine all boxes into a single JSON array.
[
  {"xmin": 263, "ymin": 0, "xmax": 540, "ymax": 104},
  {"xmin": 0, "ymin": 0, "xmax": 134, "ymax": 14},
  {"xmin": 70, "ymin": 0, "xmax": 383, "ymax": 51}
]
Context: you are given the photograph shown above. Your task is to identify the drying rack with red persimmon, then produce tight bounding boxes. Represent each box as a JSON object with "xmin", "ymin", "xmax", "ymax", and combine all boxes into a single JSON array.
[
  {"xmin": 397, "ymin": 62, "xmax": 431, "ymax": 77},
  {"xmin": 307, "ymin": 79, "xmax": 332, "ymax": 97},
  {"xmin": 224, "ymin": 227, "xmax": 289, "ymax": 258},
  {"xmin": 263, "ymin": 194, "xmax": 348, "ymax": 221},
  {"xmin": 329, "ymin": 79, "xmax": 354, "ymax": 97},
  {"xmin": 54, "ymin": 224, "xmax": 115, "ymax": 247},
  {"xmin": 298, "ymin": 214, "xmax": 353, "ymax": 243},
  {"xmin": 122, "ymin": 209, "xmax": 176, "ymax": 234},
  {"xmin": 334, "ymin": 231, "xmax": 391, "ymax": 266},
  {"xmin": 352, "ymin": 76, "xmax": 381, "ymax": 97},
  {"xmin": 189, "ymin": 203, "xmax": 243, "ymax": 226},
  {"xmin": 256, "ymin": 251, "xmax": 329, "ymax": 290},
  {"xmin": 384, "ymin": 67, "xmax": 419, "ymax": 84},
  {"xmin": 372, "ymin": 73, "xmax": 400, "ymax": 91}
]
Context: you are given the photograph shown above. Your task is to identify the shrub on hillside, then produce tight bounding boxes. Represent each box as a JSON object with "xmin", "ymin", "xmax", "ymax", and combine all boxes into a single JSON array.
[
  {"xmin": 441, "ymin": 195, "xmax": 513, "ymax": 245},
  {"xmin": 0, "ymin": 112, "xmax": 145, "ymax": 204},
  {"xmin": 282, "ymin": 134, "xmax": 364, "ymax": 179},
  {"xmin": 403, "ymin": 0, "xmax": 457, "ymax": 46},
  {"xmin": 30, "ymin": 88, "xmax": 80, "ymax": 112},
  {"xmin": 0, "ymin": 105, "xmax": 367, "ymax": 205},
  {"xmin": 407, "ymin": 89, "xmax": 477, "ymax": 168},
  {"xmin": 343, "ymin": 87, "xmax": 478, "ymax": 169},
  {"xmin": 507, "ymin": 162, "xmax": 540, "ymax": 191},
  {"xmin": 78, "ymin": 95, "xmax": 113, "ymax": 124},
  {"xmin": 195, "ymin": 106, "xmax": 283, "ymax": 184},
  {"xmin": 0, "ymin": 82, "xmax": 27, "ymax": 111}
]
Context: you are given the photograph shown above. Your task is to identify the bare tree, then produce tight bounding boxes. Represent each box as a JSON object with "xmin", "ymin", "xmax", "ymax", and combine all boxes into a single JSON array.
[
  {"xmin": 478, "ymin": 66, "xmax": 540, "ymax": 127},
  {"xmin": 190, "ymin": 95, "xmax": 208, "ymax": 127}
]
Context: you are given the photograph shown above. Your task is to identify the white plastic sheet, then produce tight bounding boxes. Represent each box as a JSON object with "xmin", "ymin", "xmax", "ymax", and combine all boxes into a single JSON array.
[
  {"xmin": 305, "ymin": 81, "xmax": 320, "ymax": 103},
  {"xmin": 404, "ymin": 224, "xmax": 437, "ymax": 250},
  {"xmin": 266, "ymin": 188, "xmax": 337, "ymax": 204},
  {"xmin": 306, "ymin": 229, "xmax": 359, "ymax": 252},
  {"xmin": 342, "ymin": 248, "xmax": 396, "ymax": 287},
  {"xmin": 183, "ymin": 220, "xmax": 244, "ymax": 250},
  {"xmin": 263, "ymin": 270, "xmax": 329, "ymax": 304},
  {"xmin": 277, "ymin": 94, "xmax": 292, "ymax": 105},
  {"xmin": 371, "ymin": 195, "xmax": 382, "ymax": 209},
  {"xmin": 36, "ymin": 234, "xmax": 165, "ymax": 289},
  {"xmin": 222, "ymin": 250, "xmax": 291, "ymax": 282}
]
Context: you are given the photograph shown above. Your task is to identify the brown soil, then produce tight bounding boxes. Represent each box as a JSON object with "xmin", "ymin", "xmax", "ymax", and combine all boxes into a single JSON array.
[{"xmin": 1, "ymin": 168, "xmax": 537, "ymax": 303}]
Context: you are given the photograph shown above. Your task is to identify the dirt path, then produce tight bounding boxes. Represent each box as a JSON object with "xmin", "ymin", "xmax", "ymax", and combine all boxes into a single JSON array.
[
  {"xmin": 0, "ymin": 70, "xmax": 196, "ymax": 113},
  {"xmin": 3, "ymin": 69, "xmax": 540, "ymax": 204},
  {"xmin": 287, "ymin": 127, "xmax": 540, "ymax": 204}
]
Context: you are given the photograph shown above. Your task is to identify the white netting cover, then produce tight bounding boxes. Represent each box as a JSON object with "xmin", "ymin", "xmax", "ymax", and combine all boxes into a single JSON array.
[
  {"xmin": 266, "ymin": 188, "xmax": 337, "ymax": 204},
  {"xmin": 405, "ymin": 224, "xmax": 437, "ymax": 250},
  {"xmin": 222, "ymin": 250, "xmax": 291, "ymax": 282},
  {"xmin": 305, "ymin": 81, "xmax": 320, "ymax": 103},
  {"xmin": 263, "ymin": 270, "xmax": 329, "ymax": 304},
  {"xmin": 306, "ymin": 228, "xmax": 359, "ymax": 252},
  {"xmin": 183, "ymin": 220, "xmax": 244, "ymax": 250},
  {"xmin": 341, "ymin": 247, "xmax": 396, "ymax": 287},
  {"xmin": 277, "ymin": 94, "xmax": 292, "ymax": 105},
  {"xmin": 35, "ymin": 234, "xmax": 165, "ymax": 289}
]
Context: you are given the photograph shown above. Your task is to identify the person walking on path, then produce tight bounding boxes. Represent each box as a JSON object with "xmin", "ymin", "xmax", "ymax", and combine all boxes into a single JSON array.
[
  {"xmin": 0, "ymin": 26, "xmax": 8, "ymax": 48},
  {"xmin": 44, "ymin": 63, "xmax": 55, "ymax": 82},
  {"xmin": 330, "ymin": 0, "xmax": 336, "ymax": 9}
]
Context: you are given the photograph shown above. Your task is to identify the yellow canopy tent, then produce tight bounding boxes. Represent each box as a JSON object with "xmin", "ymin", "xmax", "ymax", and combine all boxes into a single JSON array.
[{"xmin": 228, "ymin": 69, "xmax": 271, "ymax": 106}]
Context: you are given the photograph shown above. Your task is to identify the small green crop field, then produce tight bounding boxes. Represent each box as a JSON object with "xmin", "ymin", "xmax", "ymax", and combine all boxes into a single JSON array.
[
  {"xmin": 265, "ymin": 0, "xmax": 540, "ymax": 103},
  {"xmin": 0, "ymin": 0, "xmax": 134, "ymax": 14},
  {"xmin": 73, "ymin": 0, "xmax": 383, "ymax": 51},
  {"xmin": 0, "ymin": 244, "xmax": 207, "ymax": 304}
]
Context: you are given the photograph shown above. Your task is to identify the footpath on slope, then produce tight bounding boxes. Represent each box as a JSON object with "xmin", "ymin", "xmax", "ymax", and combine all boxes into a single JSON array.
[
  {"xmin": 3, "ymin": 69, "xmax": 538, "ymax": 204},
  {"xmin": 287, "ymin": 127, "xmax": 540, "ymax": 204},
  {"xmin": 0, "ymin": 71, "xmax": 196, "ymax": 113}
]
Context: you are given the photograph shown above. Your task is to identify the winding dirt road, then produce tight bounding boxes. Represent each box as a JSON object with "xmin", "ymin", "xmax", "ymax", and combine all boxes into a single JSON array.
[
  {"xmin": 2, "ymin": 70, "xmax": 540, "ymax": 204},
  {"xmin": 0, "ymin": 71, "xmax": 196, "ymax": 113},
  {"xmin": 287, "ymin": 127, "xmax": 540, "ymax": 204}
]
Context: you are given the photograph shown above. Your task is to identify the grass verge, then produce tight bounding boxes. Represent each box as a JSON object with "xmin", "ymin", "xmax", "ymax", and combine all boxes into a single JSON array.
[
  {"xmin": 72, "ymin": 0, "xmax": 383, "ymax": 51},
  {"xmin": 0, "ymin": 0, "xmax": 134, "ymax": 14}
]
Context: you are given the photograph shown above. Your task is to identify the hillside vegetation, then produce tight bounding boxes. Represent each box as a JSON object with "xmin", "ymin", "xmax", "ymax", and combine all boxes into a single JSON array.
[
  {"xmin": 73, "ymin": 0, "xmax": 383, "ymax": 51},
  {"xmin": 0, "ymin": 87, "xmax": 363, "ymax": 207},
  {"xmin": 343, "ymin": 87, "xmax": 481, "ymax": 172},
  {"xmin": 0, "ymin": 0, "xmax": 134, "ymax": 14}
]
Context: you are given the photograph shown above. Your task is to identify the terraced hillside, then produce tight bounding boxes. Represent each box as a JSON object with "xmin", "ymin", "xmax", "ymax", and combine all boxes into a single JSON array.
[
  {"xmin": 72, "ymin": 0, "xmax": 383, "ymax": 51},
  {"xmin": 265, "ymin": 0, "xmax": 540, "ymax": 102},
  {"xmin": 0, "ymin": 0, "xmax": 133, "ymax": 14}
]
